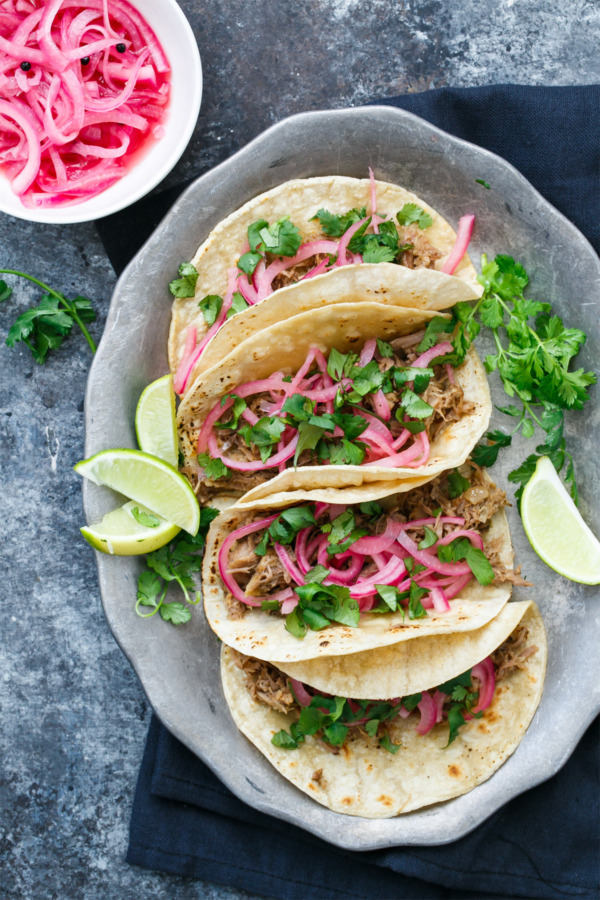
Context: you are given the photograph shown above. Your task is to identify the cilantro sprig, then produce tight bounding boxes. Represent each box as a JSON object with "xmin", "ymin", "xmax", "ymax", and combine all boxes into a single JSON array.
[
  {"xmin": 425, "ymin": 254, "xmax": 596, "ymax": 504},
  {"xmin": 1, "ymin": 270, "xmax": 96, "ymax": 362},
  {"xmin": 136, "ymin": 508, "xmax": 219, "ymax": 625}
]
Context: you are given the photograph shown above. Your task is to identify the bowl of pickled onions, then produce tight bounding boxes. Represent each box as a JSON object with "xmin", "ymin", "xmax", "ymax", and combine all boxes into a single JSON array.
[{"xmin": 0, "ymin": 0, "xmax": 202, "ymax": 224}]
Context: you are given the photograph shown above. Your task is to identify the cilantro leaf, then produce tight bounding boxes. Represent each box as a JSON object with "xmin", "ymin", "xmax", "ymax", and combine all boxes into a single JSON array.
[
  {"xmin": 197, "ymin": 452, "xmax": 230, "ymax": 481},
  {"xmin": 447, "ymin": 469, "xmax": 471, "ymax": 499},
  {"xmin": 471, "ymin": 430, "xmax": 512, "ymax": 468},
  {"xmin": 169, "ymin": 262, "xmax": 199, "ymax": 298},
  {"xmin": 198, "ymin": 294, "xmax": 222, "ymax": 326},
  {"xmin": 226, "ymin": 292, "xmax": 250, "ymax": 318},
  {"xmin": 160, "ymin": 602, "xmax": 192, "ymax": 625},
  {"xmin": 396, "ymin": 203, "xmax": 433, "ymax": 229},
  {"xmin": 237, "ymin": 252, "xmax": 262, "ymax": 275},
  {"xmin": 131, "ymin": 507, "xmax": 161, "ymax": 528},
  {"xmin": 399, "ymin": 388, "xmax": 434, "ymax": 420}
]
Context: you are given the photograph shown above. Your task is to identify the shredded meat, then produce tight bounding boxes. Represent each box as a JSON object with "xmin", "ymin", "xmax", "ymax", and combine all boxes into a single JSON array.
[
  {"xmin": 398, "ymin": 226, "xmax": 442, "ymax": 269},
  {"xmin": 271, "ymin": 253, "xmax": 329, "ymax": 291},
  {"xmin": 225, "ymin": 593, "xmax": 247, "ymax": 620},
  {"xmin": 244, "ymin": 548, "xmax": 290, "ymax": 595},
  {"xmin": 232, "ymin": 650, "xmax": 296, "ymax": 714},
  {"xmin": 492, "ymin": 625, "xmax": 538, "ymax": 680},
  {"xmin": 423, "ymin": 375, "xmax": 475, "ymax": 441},
  {"xmin": 485, "ymin": 536, "xmax": 533, "ymax": 586},
  {"xmin": 402, "ymin": 463, "xmax": 508, "ymax": 529}
]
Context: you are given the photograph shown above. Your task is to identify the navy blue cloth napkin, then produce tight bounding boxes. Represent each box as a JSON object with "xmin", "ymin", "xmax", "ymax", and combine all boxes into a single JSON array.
[{"xmin": 97, "ymin": 85, "xmax": 600, "ymax": 899}]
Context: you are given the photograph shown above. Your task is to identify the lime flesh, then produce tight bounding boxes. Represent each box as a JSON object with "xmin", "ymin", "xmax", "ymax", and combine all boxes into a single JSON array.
[
  {"xmin": 135, "ymin": 373, "xmax": 179, "ymax": 467},
  {"xmin": 75, "ymin": 448, "xmax": 200, "ymax": 535},
  {"xmin": 521, "ymin": 456, "xmax": 600, "ymax": 584},
  {"xmin": 81, "ymin": 501, "xmax": 180, "ymax": 555}
]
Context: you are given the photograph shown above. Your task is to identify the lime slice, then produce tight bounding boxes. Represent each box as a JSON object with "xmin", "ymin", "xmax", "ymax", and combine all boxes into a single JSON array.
[
  {"xmin": 521, "ymin": 456, "xmax": 600, "ymax": 584},
  {"xmin": 75, "ymin": 448, "xmax": 200, "ymax": 535},
  {"xmin": 135, "ymin": 373, "xmax": 179, "ymax": 467},
  {"xmin": 81, "ymin": 501, "xmax": 180, "ymax": 555}
]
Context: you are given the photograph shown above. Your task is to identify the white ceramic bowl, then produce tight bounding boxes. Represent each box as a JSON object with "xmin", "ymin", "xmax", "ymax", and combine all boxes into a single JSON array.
[{"xmin": 0, "ymin": 0, "xmax": 202, "ymax": 225}]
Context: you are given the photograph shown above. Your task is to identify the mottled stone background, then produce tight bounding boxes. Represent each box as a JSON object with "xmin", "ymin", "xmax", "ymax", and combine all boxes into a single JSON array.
[{"xmin": 1, "ymin": 1, "xmax": 599, "ymax": 898}]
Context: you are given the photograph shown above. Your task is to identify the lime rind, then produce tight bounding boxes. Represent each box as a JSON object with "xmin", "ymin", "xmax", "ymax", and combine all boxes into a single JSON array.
[
  {"xmin": 521, "ymin": 456, "xmax": 600, "ymax": 585},
  {"xmin": 135, "ymin": 373, "xmax": 179, "ymax": 467},
  {"xmin": 75, "ymin": 448, "xmax": 200, "ymax": 535},
  {"xmin": 81, "ymin": 501, "xmax": 181, "ymax": 556}
]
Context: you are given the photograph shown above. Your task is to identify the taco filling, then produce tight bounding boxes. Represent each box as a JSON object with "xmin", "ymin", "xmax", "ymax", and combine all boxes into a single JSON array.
[
  {"xmin": 171, "ymin": 173, "xmax": 476, "ymax": 393},
  {"xmin": 217, "ymin": 465, "xmax": 529, "ymax": 639},
  {"xmin": 190, "ymin": 329, "xmax": 472, "ymax": 503},
  {"xmin": 231, "ymin": 617, "xmax": 539, "ymax": 755}
]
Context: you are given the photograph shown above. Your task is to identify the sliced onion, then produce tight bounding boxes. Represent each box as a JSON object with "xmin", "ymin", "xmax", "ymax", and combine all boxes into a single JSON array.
[{"xmin": 441, "ymin": 214, "xmax": 475, "ymax": 275}]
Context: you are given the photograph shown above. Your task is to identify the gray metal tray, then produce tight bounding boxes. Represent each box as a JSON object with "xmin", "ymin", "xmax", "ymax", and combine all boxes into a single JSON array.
[{"xmin": 83, "ymin": 106, "xmax": 600, "ymax": 850}]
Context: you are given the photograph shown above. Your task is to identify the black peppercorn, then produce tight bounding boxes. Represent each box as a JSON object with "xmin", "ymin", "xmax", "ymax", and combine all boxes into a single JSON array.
[
  {"xmin": 81, "ymin": 56, "xmax": 90, "ymax": 65},
  {"xmin": 20, "ymin": 61, "xmax": 31, "ymax": 72},
  {"xmin": 116, "ymin": 43, "xmax": 126, "ymax": 53}
]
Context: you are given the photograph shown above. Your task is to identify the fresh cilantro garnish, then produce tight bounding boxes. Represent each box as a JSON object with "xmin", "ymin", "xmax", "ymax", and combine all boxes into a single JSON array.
[
  {"xmin": 398, "ymin": 388, "xmax": 434, "ymax": 420},
  {"xmin": 294, "ymin": 421, "xmax": 327, "ymax": 466},
  {"xmin": 239, "ymin": 416, "xmax": 287, "ymax": 463},
  {"xmin": 396, "ymin": 203, "xmax": 433, "ymax": 229},
  {"xmin": 311, "ymin": 207, "xmax": 367, "ymax": 237},
  {"xmin": 450, "ymin": 253, "xmax": 595, "ymax": 505},
  {"xmin": 237, "ymin": 251, "xmax": 262, "ymax": 275},
  {"xmin": 135, "ymin": 507, "xmax": 219, "ymax": 625},
  {"xmin": 226, "ymin": 292, "xmax": 249, "ymax": 318},
  {"xmin": 216, "ymin": 394, "xmax": 247, "ymax": 430},
  {"xmin": 437, "ymin": 538, "xmax": 495, "ymax": 585},
  {"xmin": 418, "ymin": 525, "xmax": 438, "ymax": 550},
  {"xmin": 447, "ymin": 469, "xmax": 471, "ymax": 498},
  {"xmin": 2, "ymin": 269, "xmax": 96, "ymax": 362},
  {"xmin": 375, "ymin": 584, "xmax": 400, "ymax": 612},
  {"xmin": 393, "ymin": 366, "xmax": 434, "ymax": 394},
  {"xmin": 376, "ymin": 338, "xmax": 394, "ymax": 358},
  {"xmin": 251, "ymin": 216, "xmax": 302, "ymax": 257},
  {"xmin": 255, "ymin": 506, "xmax": 316, "ymax": 556},
  {"xmin": 416, "ymin": 316, "xmax": 455, "ymax": 352},
  {"xmin": 324, "ymin": 510, "xmax": 367, "ymax": 554},
  {"xmin": 408, "ymin": 581, "xmax": 428, "ymax": 618},
  {"xmin": 288, "ymin": 581, "xmax": 360, "ymax": 636},
  {"xmin": 327, "ymin": 347, "xmax": 358, "ymax": 380},
  {"xmin": 168, "ymin": 262, "xmax": 199, "ymax": 298},
  {"xmin": 131, "ymin": 507, "xmax": 161, "ymax": 528},
  {"xmin": 281, "ymin": 393, "xmax": 316, "ymax": 421},
  {"xmin": 359, "ymin": 501, "xmax": 384, "ymax": 519},
  {"xmin": 475, "ymin": 179, "xmax": 491, "ymax": 189},
  {"xmin": 471, "ymin": 430, "xmax": 512, "ymax": 467},
  {"xmin": 198, "ymin": 294, "xmax": 222, "ymax": 326},
  {"xmin": 328, "ymin": 439, "xmax": 366, "ymax": 466},
  {"xmin": 197, "ymin": 452, "xmax": 230, "ymax": 481},
  {"xmin": 379, "ymin": 733, "xmax": 401, "ymax": 754}
]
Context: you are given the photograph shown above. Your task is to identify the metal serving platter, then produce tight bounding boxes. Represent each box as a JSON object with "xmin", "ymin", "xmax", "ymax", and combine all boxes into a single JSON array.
[{"xmin": 83, "ymin": 107, "xmax": 600, "ymax": 850}]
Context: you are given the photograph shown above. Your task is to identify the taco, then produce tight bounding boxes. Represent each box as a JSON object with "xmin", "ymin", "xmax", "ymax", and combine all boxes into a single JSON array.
[
  {"xmin": 177, "ymin": 301, "xmax": 491, "ymax": 505},
  {"xmin": 220, "ymin": 600, "xmax": 546, "ymax": 818},
  {"xmin": 169, "ymin": 175, "xmax": 482, "ymax": 392},
  {"xmin": 202, "ymin": 465, "xmax": 529, "ymax": 663}
]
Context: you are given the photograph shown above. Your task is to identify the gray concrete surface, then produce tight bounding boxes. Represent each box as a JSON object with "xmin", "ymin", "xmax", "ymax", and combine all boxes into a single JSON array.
[{"xmin": 1, "ymin": 1, "xmax": 599, "ymax": 897}]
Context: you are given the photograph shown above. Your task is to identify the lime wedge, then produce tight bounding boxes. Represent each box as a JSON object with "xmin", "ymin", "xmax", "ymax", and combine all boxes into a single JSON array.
[
  {"xmin": 75, "ymin": 448, "xmax": 200, "ymax": 535},
  {"xmin": 135, "ymin": 373, "xmax": 179, "ymax": 467},
  {"xmin": 521, "ymin": 456, "xmax": 600, "ymax": 584},
  {"xmin": 81, "ymin": 501, "xmax": 180, "ymax": 555}
]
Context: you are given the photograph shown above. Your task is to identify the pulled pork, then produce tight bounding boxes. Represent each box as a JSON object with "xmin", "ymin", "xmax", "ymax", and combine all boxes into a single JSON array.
[
  {"xmin": 492, "ymin": 625, "xmax": 538, "ymax": 681},
  {"xmin": 398, "ymin": 226, "xmax": 442, "ymax": 269},
  {"xmin": 402, "ymin": 463, "xmax": 508, "ymax": 530},
  {"xmin": 271, "ymin": 253, "xmax": 329, "ymax": 291},
  {"xmin": 232, "ymin": 651, "xmax": 296, "ymax": 714}
]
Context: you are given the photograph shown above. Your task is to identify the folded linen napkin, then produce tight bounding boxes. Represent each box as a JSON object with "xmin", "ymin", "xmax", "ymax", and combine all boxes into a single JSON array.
[{"xmin": 95, "ymin": 83, "xmax": 600, "ymax": 900}]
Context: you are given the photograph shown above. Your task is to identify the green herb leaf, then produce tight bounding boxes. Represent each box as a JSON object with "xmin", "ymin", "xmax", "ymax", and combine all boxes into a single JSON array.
[
  {"xmin": 160, "ymin": 602, "xmax": 192, "ymax": 625},
  {"xmin": 237, "ymin": 251, "xmax": 262, "ymax": 275},
  {"xmin": 471, "ymin": 430, "xmax": 512, "ymax": 468},
  {"xmin": 418, "ymin": 526, "xmax": 438, "ymax": 550},
  {"xmin": 197, "ymin": 452, "xmax": 230, "ymax": 481},
  {"xmin": 379, "ymin": 733, "xmax": 401, "ymax": 754},
  {"xmin": 198, "ymin": 294, "xmax": 223, "ymax": 326},
  {"xmin": 226, "ymin": 292, "xmax": 250, "ymax": 318},
  {"xmin": 447, "ymin": 469, "xmax": 471, "ymax": 499},
  {"xmin": 169, "ymin": 262, "xmax": 199, "ymax": 298},
  {"xmin": 399, "ymin": 388, "xmax": 434, "ymax": 420},
  {"xmin": 131, "ymin": 507, "xmax": 161, "ymax": 528},
  {"xmin": 396, "ymin": 203, "xmax": 433, "ymax": 229}
]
